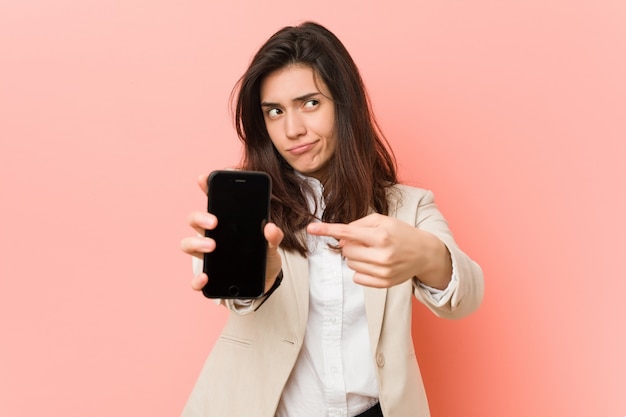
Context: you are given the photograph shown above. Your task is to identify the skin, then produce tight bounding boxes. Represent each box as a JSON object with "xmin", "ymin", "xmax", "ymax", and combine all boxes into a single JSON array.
[
  {"xmin": 260, "ymin": 64, "xmax": 337, "ymax": 180},
  {"xmin": 307, "ymin": 216, "xmax": 452, "ymax": 290},
  {"xmin": 180, "ymin": 174, "xmax": 284, "ymax": 293},
  {"xmin": 180, "ymin": 65, "xmax": 452, "ymax": 293}
]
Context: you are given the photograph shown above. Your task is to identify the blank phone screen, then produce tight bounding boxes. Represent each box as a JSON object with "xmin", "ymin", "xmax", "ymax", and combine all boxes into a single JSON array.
[{"xmin": 202, "ymin": 171, "xmax": 270, "ymax": 299}]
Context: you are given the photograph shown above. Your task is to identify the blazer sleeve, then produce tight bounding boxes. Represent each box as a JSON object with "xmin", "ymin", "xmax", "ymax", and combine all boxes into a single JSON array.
[{"xmin": 398, "ymin": 187, "xmax": 484, "ymax": 319}]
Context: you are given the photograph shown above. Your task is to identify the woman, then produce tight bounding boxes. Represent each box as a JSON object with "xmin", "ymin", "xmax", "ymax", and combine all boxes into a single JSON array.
[{"xmin": 180, "ymin": 21, "xmax": 484, "ymax": 417}]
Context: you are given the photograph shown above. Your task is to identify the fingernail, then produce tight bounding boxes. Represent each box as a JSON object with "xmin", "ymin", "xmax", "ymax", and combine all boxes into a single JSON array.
[{"xmin": 201, "ymin": 238, "xmax": 215, "ymax": 250}]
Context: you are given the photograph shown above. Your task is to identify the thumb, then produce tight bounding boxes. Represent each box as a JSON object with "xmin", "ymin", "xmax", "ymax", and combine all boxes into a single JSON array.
[
  {"xmin": 197, "ymin": 173, "xmax": 209, "ymax": 194},
  {"xmin": 265, "ymin": 222, "xmax": 284, "ymax": 250}
]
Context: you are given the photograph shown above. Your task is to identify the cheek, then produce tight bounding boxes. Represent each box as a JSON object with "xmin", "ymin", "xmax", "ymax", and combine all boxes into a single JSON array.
[
  {"xmin": 265, "ymin": 129, "xmax": 289, "ymax": 158},
  {"xmin": 264, "ymin": 123, "xmax": 281, "ymax": 146},
  {"xmin": 320, "ymin": 110, "xmax": 336, "ymax": 139},
  {"xmin": 321, "ymin": 120, "xmax": 337, "ymax": 149}
]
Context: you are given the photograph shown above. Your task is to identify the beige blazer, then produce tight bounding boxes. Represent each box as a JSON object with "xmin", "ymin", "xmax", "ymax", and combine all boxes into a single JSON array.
[{"xmin": 182, "ymin": 184, "xmax": 484, "ymax": 417}]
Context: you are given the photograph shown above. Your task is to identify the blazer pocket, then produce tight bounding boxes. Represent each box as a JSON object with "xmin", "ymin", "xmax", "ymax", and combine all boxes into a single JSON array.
[{"xmin": 218, "ymin": 334, "xmax": 253, "ymax": 349}]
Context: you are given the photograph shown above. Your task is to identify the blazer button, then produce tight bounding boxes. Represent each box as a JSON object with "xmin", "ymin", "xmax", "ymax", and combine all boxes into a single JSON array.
[{"xmin": 376, "ymin": 352, "xmax": 385, "ymax": 367}]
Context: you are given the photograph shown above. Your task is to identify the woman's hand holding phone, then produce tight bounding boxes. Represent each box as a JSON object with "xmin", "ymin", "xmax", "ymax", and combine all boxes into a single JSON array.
[{"xmin": 180, "ymin": 173, "xmax": 284, "ymax": 295}]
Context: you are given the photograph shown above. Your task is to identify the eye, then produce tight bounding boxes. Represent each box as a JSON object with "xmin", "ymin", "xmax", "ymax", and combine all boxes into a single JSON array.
[
  {"xmin": 303, "ymin": 99, "xmax": 320, "ymax": 109},
  {"xmin": 267, "ymin": 108, "xmax": 282, "ymax": 119}
]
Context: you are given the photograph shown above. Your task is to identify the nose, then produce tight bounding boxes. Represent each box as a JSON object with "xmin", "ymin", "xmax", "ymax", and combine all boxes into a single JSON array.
[{"xmin": 284, "ymin": 111, "xmax": 306, "ymax": 139}]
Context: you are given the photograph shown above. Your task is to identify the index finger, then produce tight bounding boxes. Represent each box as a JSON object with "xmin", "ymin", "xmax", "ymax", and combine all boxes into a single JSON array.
[{"xmin": 307, "ymin": 222, "xmax": 373, "ymax": 245}]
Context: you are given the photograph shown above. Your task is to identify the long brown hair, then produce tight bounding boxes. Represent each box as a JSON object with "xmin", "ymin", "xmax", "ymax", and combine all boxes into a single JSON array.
[{"xmin": 232, "ymin": 22, "xmax": 398, "ymax": 256}]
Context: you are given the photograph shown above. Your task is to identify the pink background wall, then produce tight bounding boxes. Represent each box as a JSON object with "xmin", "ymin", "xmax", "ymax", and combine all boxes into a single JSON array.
[{"xmin": 1, "ymin": 1, "xmax": 624, "ymax": 416}]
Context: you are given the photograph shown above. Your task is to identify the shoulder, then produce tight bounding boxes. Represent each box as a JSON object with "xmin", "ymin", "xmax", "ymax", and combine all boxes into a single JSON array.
[
  {"xmin": 387, "ymin": 183, "xmax": 434, "ymax": 206},
  {"xmin": 386, "ymin": 183, "xmax": 443, "ymax": 226}
]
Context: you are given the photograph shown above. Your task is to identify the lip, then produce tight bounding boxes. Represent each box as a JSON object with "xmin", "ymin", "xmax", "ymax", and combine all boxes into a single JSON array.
[{"xmin": 287, "ymin": 141, "xmax": 317, "ymax": 155}]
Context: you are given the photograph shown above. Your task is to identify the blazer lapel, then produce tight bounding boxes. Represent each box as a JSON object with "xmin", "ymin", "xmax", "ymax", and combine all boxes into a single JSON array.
[
  {"xmin": 363, "ymin": 286, "xmax": 387, "ymax": 350},
  {"xmin": 281, "ymin": 235, "xmax": 388, "ymax": 348},
  {"xmin": 280, "ymin": 247, "xmax": 310, "ymax": 331}
]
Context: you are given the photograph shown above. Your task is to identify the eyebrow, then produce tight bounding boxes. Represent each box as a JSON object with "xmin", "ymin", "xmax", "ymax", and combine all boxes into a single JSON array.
[{"xmin": 260, "ymin": 92, "xmax": 321, "ymax": 108}]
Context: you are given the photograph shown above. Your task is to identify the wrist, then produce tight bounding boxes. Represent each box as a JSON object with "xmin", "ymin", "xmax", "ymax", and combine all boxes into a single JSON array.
[
  {"xmin": 415, "ymin": 235, "xmax": 452, "ymax": 290},
  {"xmin": 254, "ymin": 270, "xmax": 283, "ymax": 312}
]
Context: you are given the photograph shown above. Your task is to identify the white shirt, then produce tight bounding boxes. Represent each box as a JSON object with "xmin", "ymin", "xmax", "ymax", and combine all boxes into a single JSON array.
[
  {"xmin": 275, "ymin": 176, "xmax": 456, "ymax": 417},
  {"xmin": 276, "ymin": 175, "xmax": 376, "ymax": 417}
]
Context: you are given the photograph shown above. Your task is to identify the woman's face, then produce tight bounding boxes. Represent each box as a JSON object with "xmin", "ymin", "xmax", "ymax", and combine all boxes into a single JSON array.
[{"xmin": 260, "ymin": 65, "xmax": 337, "ymax": 180}]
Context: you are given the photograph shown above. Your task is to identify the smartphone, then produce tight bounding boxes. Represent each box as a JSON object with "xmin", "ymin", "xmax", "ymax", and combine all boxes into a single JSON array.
[{"xmin": 202, "ymin": 170, "xmax": 271, "ymax": 299}]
